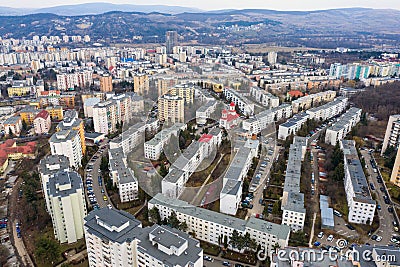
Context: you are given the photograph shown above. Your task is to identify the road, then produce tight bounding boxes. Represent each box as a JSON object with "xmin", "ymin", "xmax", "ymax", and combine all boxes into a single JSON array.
[
  {"xmin": 362, "ymin": 150, "xmax": 397, "ymax": 245},
  {"xmin": 84, "ymin": 141, "xmax": 112, "ymax": 209},
  {"xmin": 9, "ymin": 178, "xmax": 35, "ymax": 267},
  {"xmin": 246, "ymin": 132, "xmax": 279, "ymax": 218}
]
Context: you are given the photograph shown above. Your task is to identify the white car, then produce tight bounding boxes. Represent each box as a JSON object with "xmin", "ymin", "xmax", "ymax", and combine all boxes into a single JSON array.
[
  {"xmin": 376, "ymin": 235, "xmax": 382, "ymax": 242},
  {"xmin": 327, "ymin": 235, "xmax": 334, "ymax": 242},
  {"xmin": 317, "ymin": 232, "xmax": 324, "ymax": 238}
]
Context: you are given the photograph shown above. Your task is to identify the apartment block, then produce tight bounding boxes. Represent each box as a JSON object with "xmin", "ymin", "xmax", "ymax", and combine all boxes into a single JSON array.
[
  {"xmin": 278, "ymin": 112, "xmax": 310, "ymax": 140},
  {"xmin": 46, "ymin": 106, "xmax": 64, "ymax": 121},
  {"xmin": 133, "ymin": 74, "xmax": 149, "ymax": 95},
  {"xmin": 19, "ymin": 106, "xmax": 39, "ymax": 125},
  {"xmin": 243, "ymin": 104, "xmax": 292, "ymax": 135},
  {"xmin": 325, "ymin": 107, "xmax": 362, "ymax": 146},
  {"xmin": 56, "ymin": 71, "xmax": 93, "ymax": 90},
  {"xmin": 84, "ymin": 208, "xmax": 203, "ymax": 267},
  {"xmin": 157, "ymin": 94, "xmax": 184, "ymax": 124},
  {"xmin": 281, "ymin": 137, "xmax": 307, "ymax": 232},
  {"xmin": 390, "ymin": 148, "xmax": 400, "ymax": 187},
  {"xmin": 250, "ymin": 87, "xmax": 279, "ymax": 108},
  {"xmin": 149, "ymin": 194, "xmax": 291, "ymax": 253},
  {"xmin": 56, "ymin": 110, "xmax": 86, "ymax": 154},
  {"xmin": 39, "ymin": 155, "xmax": 70, "ymax": 212},
  {"xmin": 83, "ymin": 97, "xmax": 101, "ymax": 118},
  {"xmin": 162, "ymin": 129, "xmax": 222, "ymax": 199},
  {"xmin": 157, "ymin": 77, "xmax": 178, "ymax": 96},
  {"xmin": 46, "ymin": 171, "xmax": 87, "ymax": 243},
  {"xmin": 99, "ymin": 74, "xmax": 113, "ymax": 92},
  {"xmin": 341, "ymin": 140, "xmax": 376, "ymax": 225},
  {"xmin": 382, "ymin": 114, "xmax": 400, "ymax": 155},
  {"xmin": 220, "ymin": 139, "xmax": 259, "ymax": 215},
  {"xmin": 305, "ymin": 97, "xmax": 348, "ymax": 121},
  {"xmin": 144, "ymin": 123, "xmax": 186, "ymax": 160},
  {"xmin": 223, "ymin": 88, "xmax": 255, "ymax": 116},
  {"xmin": 49, "ymin": 129, "xmax": 83, "ymax": 168},
  {"xmin": 291, "ymin": 90, "xmax": 336, "ymax": 113},
  {"xmin": 168, "ymin": 84, "xmax": 195, "ymax": 104},
  {"xmin": 196, "ymin": 100, "xmax": 217, "ymax": 125}
]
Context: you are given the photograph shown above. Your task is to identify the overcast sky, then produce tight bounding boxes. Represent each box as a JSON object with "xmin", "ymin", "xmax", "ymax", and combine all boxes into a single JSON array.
[{"xmin": 2, "ymin": 0, "xmax": 400, "ymax": 10}]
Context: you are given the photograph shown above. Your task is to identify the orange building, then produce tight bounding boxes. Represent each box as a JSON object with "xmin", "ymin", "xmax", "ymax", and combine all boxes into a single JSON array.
[
  {"xmin": 19, "ymin": 107, "xmax": 39, "ymax": 125},
  {"xmin": 100, "ymin": 75, "xmax": 113, "ymax": 92}
]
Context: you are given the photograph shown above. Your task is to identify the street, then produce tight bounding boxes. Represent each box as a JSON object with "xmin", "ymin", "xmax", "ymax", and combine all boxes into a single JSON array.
[
  {"xmin": 84, "ymin": 141, "xmax": 113, "ymax": 209},
  {"xmin": 361, "ymin": 150, "xmax": 397, "ymax": 245}
]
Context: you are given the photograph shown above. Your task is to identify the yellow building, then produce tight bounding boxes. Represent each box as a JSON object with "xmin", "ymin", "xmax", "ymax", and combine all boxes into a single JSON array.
[
  {"xmin": 133, "ymin": 74, "xmax": 149, "ymax": 95},
  {"xmin": 29, "ymin": 101, "xmax": 41, "ymax": 109},
  {"xmin": 60, "ymin": 94, "xmax": 76, "ymax": 109},
  {"xmin": 7, "ymin": 86, "xmax": 33, "ymax": 97},
  {"xmin": 100, "ymin": 75, "xmax": 113, "ymax": 92},
  {"xmin": 81, "ymin": 92, "xmax": 105, "ymax": 103},
  {"xmin": 19, "ymin": 107, "xmax": 39, "ymax": 125},
  {"xmin": 157, "ymin": 94, "xmax": 184, "ymax": 123},
  {"xmin": 390, "ymin": 149, "xmax": 400, "ymax": 187},
  {"xmin": 168, "ymin": 84, "xmax": 194, "ymax": 104},
  {"xmin": 46, "ymin": 106, "xmax": 64, "ymax": 121},
  {"xmin": 157, "ymin": 77, "xmax": 178, "ymax": 96}
]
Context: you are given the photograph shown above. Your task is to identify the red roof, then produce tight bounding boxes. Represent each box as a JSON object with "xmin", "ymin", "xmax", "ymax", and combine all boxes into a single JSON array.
[
  {"xmin": 0, "ymin": 140, "xmax": 36, "ymax": 158},
  {"xmin": 34, "ymin": 110, "xmax": 50, "ymax": 120},
  {"xmin": 288, "ymin": 90, "xmax": 304, "ymax": 98},
  {"xmin": 199, "ymin": 134, "xmax": 213, "ymax": 143},
  {"xmin": 230, "ymin": 102, "xmax": 236, "ymax": 107}
]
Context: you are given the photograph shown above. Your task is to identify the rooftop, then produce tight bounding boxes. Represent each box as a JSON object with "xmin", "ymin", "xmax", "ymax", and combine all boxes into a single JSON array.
[{"xmin": 47, "ymin": 171, "xmax": 83, "ymax": 198}]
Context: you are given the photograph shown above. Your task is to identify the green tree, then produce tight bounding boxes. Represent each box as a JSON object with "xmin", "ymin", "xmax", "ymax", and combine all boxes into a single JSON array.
[
  {"xmin": 158, "ymin": 163, "xmax": 168, "ymax": 177},
  {"xmin": 229, "ymin": 230, "xmax": 241, "ymax": 249},
  {"xmin": 333, "ymin": 162, "xmax": 345, "ymax": 181},
  {"xmin": 179, "ymin": 221, "xmax": 188, "ymax": 232},
  {"xmin": 22, "ymin": 120, "xmax": 28, "ymax": 131},
  {"xmin": 35, "ymin": 237, "xmax": 61, "ymax": 264},
  {"xmin": 100, "ymin": 156, "xmax": 109, "ymax": 172},
  {"xmin": 167, "ymin": 211, "xmax": 181, "ymax": 229},
  {"xmin": 148, "ymin": 207, "xmax": 161, "ymax": 224}
]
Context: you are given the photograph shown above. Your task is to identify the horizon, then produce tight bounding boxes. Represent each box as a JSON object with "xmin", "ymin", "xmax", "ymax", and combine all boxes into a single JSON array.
[{"xmin": 1, "ymin": 0, "xmax": 400, "ymax": 12}]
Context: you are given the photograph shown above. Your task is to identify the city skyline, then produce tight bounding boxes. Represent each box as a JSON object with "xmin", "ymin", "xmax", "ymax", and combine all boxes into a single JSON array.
[{"xmin": 1, "ymin": 0, "xmax": 400, "ymax": 11}]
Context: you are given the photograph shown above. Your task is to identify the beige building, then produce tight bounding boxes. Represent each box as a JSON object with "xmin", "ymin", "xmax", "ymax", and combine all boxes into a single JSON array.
[
  {"xmin": 133, "ymin": 74, "xmax": 149, "ymax": 95},
  {"xmin": 382, "ymin": 114, "xmax": 400, "ymax": 155},
  {"xmin": 168, "ymin": 84, "xmax": 194, "ymax": 104},
  {"xmin": 99, "ymin": 74, "xmax": 113, "ymax": 92},
  {"xmin": 390, "ymin": 148, "xmax": 400, "ymax": 187},
  {"xmin": 157, "ymin": 94, "xmax": 184, "ymax": 123},
  {"xmin": 157, "ymin": 77, "xmax": 178, "ymax": 96}
]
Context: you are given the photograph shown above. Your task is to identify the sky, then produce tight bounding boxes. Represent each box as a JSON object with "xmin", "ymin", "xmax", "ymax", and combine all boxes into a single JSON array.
[{"xmin": 1, "ymin": 0, "xmax": 400, "ymax": 10}]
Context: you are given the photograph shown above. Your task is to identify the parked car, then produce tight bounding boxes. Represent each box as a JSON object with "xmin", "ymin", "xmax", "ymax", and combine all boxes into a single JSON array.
[
  {"xmin": 223, "ymin": 261, "xmax": 231, "ymax": 266},
  {"xmin": 376, "ymin": 236, "xmax": 382, "ymax": 242},
  {"xmin": 327, "ymin": 235, "xmax": 334, "ymax": 242},
  {"xmin": 314, "ymin": 241, "xmax": 321, "ymax": 247},
  {"xmin": 317, "ymin": 232, "xmax": 324, "ymax": 238},
  {"xmin": 388, "ymin": 206, "xmax": 394, "ymax": 213},
  {"xmin": 377, "ymin": 204, "xmax": 381, "ymax": 210},
  {"xmin": 346, "ymin": 224, "xmax": 356, "ymax": 231},
  {"xmin": 333, "ymin": 210, "xmax": 342, "ymax": 217},
  {"xmin": 203, "ymin": 256, "xmax": 213, "ymax": 262},
  {"xmin": 371, "ymin": 235, "xmax": 378, "ymax": 241}
]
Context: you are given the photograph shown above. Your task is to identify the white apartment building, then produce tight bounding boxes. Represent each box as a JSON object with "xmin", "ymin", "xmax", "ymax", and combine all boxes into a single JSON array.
[
  {"xmin": 281, "ymin": 137, "xmax": 307, "ymax": 232},
  {"xmin": 46, "ymin": 171, "xmax": 87, "ymax": 243},
  {"xmin": 223, "ymin": 88, "xmax": 255, "ymax": 116},
  {"xmin": 196, "ymin": 100, "xmax": 217, "ymax": 125},
  {"xmin": 305, "ymin": 97, "xmax": 348, "ymax": 121},
  {"xmin": 382, "ymin": 114, "xmax": 400, "ymax": 155},
  {"xmin": 93, "ymin": 100, "xmax": 118, "ymax": 134},
  {"xmin": 3, "ymin": 116, "xmax": 22, "ymax": 136},
  {"xmin": 250, "ymin": 87, "xmax": 279, "ymax": 108},
  {"xmin": 39, "ymin": 155, "xmax": 70, "ymax": 212},
  {"xmin": 162, "ymin": 129, "xmax": 222, "ymax": 199},
  {"xmin": 291, "ymin": 90, "xmax": 336, "ymax": 113},
  {"xmin": 109, "ymin": 147, "xmax": 138, "ymax": 203},
  {"xmin": 325, "ymin": 107, "xmax": 362, "ymax": 146},
  {"xmin": 341, "ymin": 140, "xmax": 376, "ymax": 225},
  {"xmin": 158, "ymin": 94, "xmax": 185, "ymax": 124},
  {"xmin": 49, "ymin": 129, "xmax": 83, "ymax": 168},
  {"xmin": 243, "ymin": 104, "xmax": 292, "ymax": 135},
  {"xmin": 220, "ymin": 139, "xmax": 259, "ymax": 215},
  {"xmin": 144, "ymin": 123, "xmax": 186, "ymax": 160},
  {"xmin": 278, "ymin": 112, "xmax": 310, "ymax": 140},
  {"xmin": 149, "ymin": 194, "xmax": 291, "ymax": 254},
  {"xmin": 84, "ymin": 208, "xmax": 203, "ymax": 267},
  {"xmin": 56, "ymin": 70, "xmax": 93, "ymax": 90},
  {"xmin": 83, "ymin": 97, "xmax": 101, "ymax": 118}
]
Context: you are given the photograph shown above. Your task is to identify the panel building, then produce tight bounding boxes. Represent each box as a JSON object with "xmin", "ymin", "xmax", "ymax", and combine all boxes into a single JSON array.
[
  {"xmin": 341, "ymin": 140, "xmax": 376, "ymax": 225},
  {"xmin": 382, "ymin": 114, "xmax": 400, "ymax": 155},
  {"xmin": 84, "ymin": 208, "xmax": 203, "ymax": 267},
  {"xmin": 157, "ymin": 94, "xmax": 184, "ymax": 124},
  {"xmin": 325, "ymin": 107, "xmax": 362, "ymax": 146}
]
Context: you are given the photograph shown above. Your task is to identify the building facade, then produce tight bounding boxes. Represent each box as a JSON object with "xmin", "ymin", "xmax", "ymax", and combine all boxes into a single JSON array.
[
  {"xmin": 382, "ymin": 114, "xmax": 400, "ymax": 155},
  {"xmin": 157, "ymin": 94, "xmax": 184, "ymax": 124}
]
